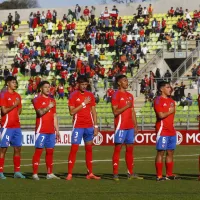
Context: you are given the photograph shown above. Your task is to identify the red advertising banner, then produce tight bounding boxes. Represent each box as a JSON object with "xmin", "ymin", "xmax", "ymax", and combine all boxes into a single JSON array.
[{"xmin": 93, "ymin": 130, "xmax": 200, "ymax": 146}]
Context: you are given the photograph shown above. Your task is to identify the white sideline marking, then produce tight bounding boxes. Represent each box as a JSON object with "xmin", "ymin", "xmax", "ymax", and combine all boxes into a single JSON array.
[{"xmin": 3, "ymin": 153, "xmax": 199, "ymax": 168}]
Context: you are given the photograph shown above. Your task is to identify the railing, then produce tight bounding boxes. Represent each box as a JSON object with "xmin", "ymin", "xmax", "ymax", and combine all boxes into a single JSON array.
[
  {"xmin": 171, "ymin": 46, "xmax": 200, "ymax": 83},
  {"xmin": 19, "ymin": 112, "xmax": 199, "ymax": 131},
  {"xmin": 135, "ymin": 49, "xmax": 163, "ymax": 79}
]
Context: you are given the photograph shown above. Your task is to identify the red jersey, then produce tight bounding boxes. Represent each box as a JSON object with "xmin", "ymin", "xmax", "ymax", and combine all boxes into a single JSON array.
[
  {"xmin": 111, "ymin": 90, "xmax": 134, "ymax": 130},
  {"xmin": 50, "ymin": 86, "xmax": 56, "ymax": 96},
  {"xmin": 85, "ymin": 44, "xmax": 92, "ymax": 51},
  {"xmin": 60, "ymin": 70, "xmax": 68, "ymax": 79},
  {"xmin": 68, "ymin": 90, "xmax": 95, "ymax": 128},
  {"xmin": 33, "ymin": 96, "xmax": 56, "ymax": 134},
  {"xmin": 0, "ymin": 91, "xmax": 22, "ymax": 128},
  {"xmin": 83, "ymin": 9, "xmax": 90, "ymax": 16},
  {"xmin": 107, "ymin": 88, "xmax": 114, "ymax": 97},
  {"xmin": 154, "ymin": 96, "xmax": 176, "ymax": 136},
  {"xmin": 58, "ymin": 85, "xmax": 64, "ymax": 93},
  {"xmin": 71, "ymin": 22, "xmax": 76, "ymax": 29}
]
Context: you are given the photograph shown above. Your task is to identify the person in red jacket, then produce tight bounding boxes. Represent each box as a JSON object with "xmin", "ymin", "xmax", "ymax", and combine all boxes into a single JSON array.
[
  {"xmin": 46, "ymin": 10, "xmax": 52, "ymax": 21},
  {"xmin": 12, "ymin": 67, "xmax": 18, "ymax": 77},
  {"xmin": 57, "ymin": 21, "xmax": 63, "ymax": 35},
  {"xmin": 118, "ymin": 17, "xmax": 123, "ymax": 33},
  {"xmin": 161, "ymin": 18, "xmax": 166, "ymax": 33},
  {"xmin": 83, "ymin": 6, "xmax": 90, "ymax": 21},
  {"xmin": 99, "ymin": 65, "xmax": 105, "ymax": 79},
  {"xmin": 109, "ymin": 37, "xmax": 115, "ymax": 52},
  {"xmin": 71, "ymin": 21, "xmax": 76, "ymax": 30},
  {"xmin": 85, "ymin": 42, "xmax": 92, "ymax": 57},
  {"xmin": 121, "ymin": 33, "xmax": 127, "ymax": 45},
  {"xmin": 168, "ymin": 7, "xmax": 174, "ymax": 17}
]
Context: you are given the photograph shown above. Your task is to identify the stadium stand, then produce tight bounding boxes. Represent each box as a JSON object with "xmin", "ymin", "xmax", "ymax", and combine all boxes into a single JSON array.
[{"xmin": 0, "ymin": 4, "xmax": 200, "ymax": 129}]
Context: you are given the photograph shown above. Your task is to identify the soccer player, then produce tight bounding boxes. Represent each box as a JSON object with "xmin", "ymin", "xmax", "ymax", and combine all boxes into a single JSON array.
[
  {"xmin": 0, "ymin": 76, "xmax": 25, "ymax": 179},
  {"xmin": 154, "ymin": 81, "xmax": 180, "ymax": 181},
  {"xmin": 111, "ymin": 75, "xmax": 141, "ymax": 181},
  {"xmin": 66, "ymin": 76, "xmax": 100, "ymax": 180},
  {"xmin": 32, "ymin": 81, "xmax": 60, "ymax": 180}
]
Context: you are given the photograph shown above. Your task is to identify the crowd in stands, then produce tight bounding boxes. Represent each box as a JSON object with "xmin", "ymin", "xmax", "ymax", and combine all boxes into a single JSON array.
[{"xmin": 0, "ymin": 4, "xmax": 200, "ymax": 104}]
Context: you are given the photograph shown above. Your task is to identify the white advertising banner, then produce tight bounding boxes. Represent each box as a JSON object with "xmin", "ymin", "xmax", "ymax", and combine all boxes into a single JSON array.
[{"xmin": 22, "ymin": 131, "xmax": 84, "ymax": 146}]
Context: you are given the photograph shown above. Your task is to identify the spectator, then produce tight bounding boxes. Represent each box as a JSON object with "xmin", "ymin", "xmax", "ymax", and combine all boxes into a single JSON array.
[
  {"xmin": 41, "ymin": 11, "xmax": 46, "ymax": 24},
  {"xmin": 47, "ymin": 20, "xmax": 53, "ymax": 35},
  {"xmin": 141, "ymin": 44, "xmax": 148, "ymax": 63},
  {"xmin": 83, "ymin": 6, "xmax": 90, "ymax": 21},
  {"xmin": 93, "ymin": 73, "xmax": 99, "ymax": 92},
  {"xmin": 90, "ymin": 6, "xmax": 96, "ymax": 20},
  {"xmin": 58, "ymin": 83, "xmax": 65, "ymax": 100},
  {"xmin": 152, "ymin": 18, "xmax": 158, "ymax": 33},
  {"xmin": 8, "ymin": 33, "xmax": 15, "ymax": 50},
  {"xmin": 173, "ymin": 83, "xmax": 181, "ymax": 102},
  {"xmin": 186, "ymin": 93, "xmax": 193, "ymax": 106},
  {"xmin": 15, "ymin": 11, "xmax": 20, "ymax": 26},
  {"xmin": 3, "ymin": 66, "xmax": 10, "ymax": 79},
  {"xmin": 106, "ymin": 86, "xmax": 114, "ymax": 103},
  {"xmin": 164, "ymin": 70, "xmax": 172, "ymax": 82},
  {"xmin": 168, "ymin": 7, "xmax": 175, "ymax": 17},
  {"xmin": 75, "ymin": 4, "xmax": 81, "ymax": 21},
  {"xmin": 94, "ymin": 92, "xmax": 99, "ymax": 104},
  {"xmin": 148, "ymin": 4, "xmax": 153, "ymax": 18},
  {"xmin": 180, "ymin": 82, "xmax": 186, "ymax": 97},
  {"xmin": 46, "ymin": 10, "xmax": 52, "ymax": 21},
  {"xmin": 53, "ymin": 10, "xmax": 57, "ymax": 24},
  {"xmin": 85, "ymin": 42, "xmax": 92, "ymax": 57},
  {"xmin": 0, "ymin": 23, "xmax": 3, "ymax": 38},
  {"xmin": 137, "ymin": 5, "xmax": 143, "ymax": 17},
  {"xmin": 7, "ymin": 13, "xmax": 13, "ymax": 25}
]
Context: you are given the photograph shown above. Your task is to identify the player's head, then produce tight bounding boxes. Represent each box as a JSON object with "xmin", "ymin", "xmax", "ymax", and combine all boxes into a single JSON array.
[
  {"xmin": 157, "ymin": 81, "xmax": 171, "ymax": 96},
  {"xmin": 116, "ymin": 75, "xmax": 128, "ymax": 90},
  {"xmin": 5, "ymin": 76, "xmax": 18, "ymax": 91},
  {"xmin": 39, "ymin": 81, "xmax": 50, "ymax": 96},
  {"xmin": 77, "ymin": 76, "xmax": 89, "ymax": 92}
]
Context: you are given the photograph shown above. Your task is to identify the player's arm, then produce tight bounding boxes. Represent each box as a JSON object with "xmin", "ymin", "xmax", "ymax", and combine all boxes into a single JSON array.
[
  {"xmin": 132, "ymin": 108, "xmax": 138, "ymax": 133},
  {"xmin": 1, "ymin": 98, "xmax": 20, "ymax": 115},
  {"xmin": 91, "ymin": 106, "xmax": 98, "ymax": 136},
  {"xmin": 54, "ymin": 113, "xmax": 60, "ymax": 139},
  {"xmin": 69, "ymin": 97, "xmax": 91, "ymax": 115},
  {"xmin": 112, "ymin": 102, "xmax": 132, "ymax": 117},
  {"xmin": 18, "ymin": 108, "xmax": 22, "ymax": 115},
  {"xmin": 36, "ymin": 101, "xmax": 54, "ymax": 117},
  {"xmin": 156, "ymin": 107, "xmax": 175, "ymax": 119}
]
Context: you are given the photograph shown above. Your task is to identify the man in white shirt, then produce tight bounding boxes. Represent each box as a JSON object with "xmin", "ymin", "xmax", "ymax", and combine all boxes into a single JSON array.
[
  {"xmin": 143, "ymin": 7, "xmax": 148, "ymax": 17},
  {"xmin": 47, "ymin": 20, "xmax": 53, "ymax": 35},
  {"xmin": 141, "ymin": 44, "xmax": 148, "ymax": 63},
  {"xmin": 17, "ymin": 34, "xmax": 22, "ymax": 45},
  {"xmin": 185, "ymin": 9, "xmax": 192, "ymax": 21},
  {"xmin": 46, "ymin": 62, "xmax": 51, "ymax": 76}
]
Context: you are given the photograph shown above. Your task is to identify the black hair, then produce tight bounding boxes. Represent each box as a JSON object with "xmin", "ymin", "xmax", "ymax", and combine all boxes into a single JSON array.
[
  {"xmin": 5, "ymin": 76, "xmax": 17, "ymax": 86},
  {"xmin": 157, "ymin": 81, "xmax": 170, "ymax": 95},
  {"xmin": 38, "ymin": 81, "xmax": 50, "ymax": 92},
  {"xmin": 77, "ymin": 76, "xmax": 89, "ymax": 83},
  {"xmin": 115, "ymin": 75, "xmax": 127, "ymax": 85}
]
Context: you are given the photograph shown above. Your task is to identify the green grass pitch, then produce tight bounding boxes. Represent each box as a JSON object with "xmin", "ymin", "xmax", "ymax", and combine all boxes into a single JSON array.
[{"xmin": 1, "ymin": 146, "xmax": 200, "ymax": 200}]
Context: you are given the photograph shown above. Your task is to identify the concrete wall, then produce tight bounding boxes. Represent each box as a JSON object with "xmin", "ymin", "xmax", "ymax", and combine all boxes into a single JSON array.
[{"xmin": 0, "ymin": 0, "xmax": 199, "ymax": 22}]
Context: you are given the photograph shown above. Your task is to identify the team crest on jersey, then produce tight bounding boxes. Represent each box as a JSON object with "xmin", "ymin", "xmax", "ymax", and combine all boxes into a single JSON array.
[
  {"xmin": 163, "ymin": 103, "xmax": 167, "ymax": 106},
  {"xmin": 120, "ymin": 98, "xmax": 124, "ymax": 101},
  {"xmin": 76, "ymin": 98, "xmax": 80, "ymax": 101},
  {"xmin": 8, "ymin": 98, "xmax": 11, "ymax": 100}
]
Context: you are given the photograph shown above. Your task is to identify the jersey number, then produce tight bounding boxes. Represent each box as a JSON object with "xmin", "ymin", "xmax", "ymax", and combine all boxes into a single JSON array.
[
  {"xmin": 41, "ymin": 136, "xmax": 45, "ymax": 143},
  {"xmin": 6, "ymin": 135, "xmax": 9, "ymax": 141},
  {"xmin": 74, "ymin": 132, "xmax": 79, "ymax": 139}
]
